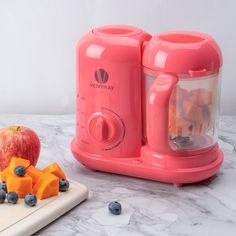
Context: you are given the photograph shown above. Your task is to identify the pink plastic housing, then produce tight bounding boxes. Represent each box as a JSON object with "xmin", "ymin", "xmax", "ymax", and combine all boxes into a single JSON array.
[
  {"xmin": 143, "ymin": 31, "xmax": 222, "ymax": 155},
  {"xmin": 74, "ymin": 25, "xmax": 151, "ymax": 158},
  {"xmin": 71, "ymin": 27, "xmax": 224, "ymax": 185}
]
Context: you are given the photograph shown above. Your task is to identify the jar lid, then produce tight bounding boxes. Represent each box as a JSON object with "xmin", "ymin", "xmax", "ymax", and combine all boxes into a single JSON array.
[
  {"xmin": 142, "ymin": 31, "xmax": 222, "ymax": 77},
  {"xmin": 92, "ymin": 25, "xmax": 143, "ymax": 37}
]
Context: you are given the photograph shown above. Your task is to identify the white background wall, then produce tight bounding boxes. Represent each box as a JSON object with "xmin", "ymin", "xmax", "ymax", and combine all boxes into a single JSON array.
[{"xmin": 0, "ymin": 0, "xmax": 235, "ymax": 114}]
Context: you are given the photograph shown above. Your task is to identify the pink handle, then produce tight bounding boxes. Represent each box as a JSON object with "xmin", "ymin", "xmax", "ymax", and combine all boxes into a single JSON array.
[{"xmin": 146, "ymin": 73, "xmax": 178, "ymax": 154}]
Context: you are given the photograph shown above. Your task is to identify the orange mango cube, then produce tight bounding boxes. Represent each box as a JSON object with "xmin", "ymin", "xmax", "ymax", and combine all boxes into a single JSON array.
[
  {"xmin": 26, "ymin": 165, "xmax": 44, "ymax": 185},
  {"xmin": 42, "ymin": 162, "xmax": 66, "ymax": 179},
  {"xmin": 7, "ymin": 174, "xmax": 32, "ymax": 198},
  {"xmin": 1, "ymin": 167, "xmax": 9, "ymax": 182},
  {"xmin": 33, "ymin": 173, "xmax": 59, "ymax": 200},
  {"xmin": 8, "ymin": 157, "xmax": 30, "ymax": 176}
]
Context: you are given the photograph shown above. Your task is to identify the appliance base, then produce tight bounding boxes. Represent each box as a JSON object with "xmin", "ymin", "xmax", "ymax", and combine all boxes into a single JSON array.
[{"xmin": 71, "ymin": 139, "xmax": 224, "ymax": 185}]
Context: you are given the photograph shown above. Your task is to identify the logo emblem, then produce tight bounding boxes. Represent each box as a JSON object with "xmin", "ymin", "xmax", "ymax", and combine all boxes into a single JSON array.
[{"xmin": 95, "ymin": 69, "xmax": 109, "ymax": 84}]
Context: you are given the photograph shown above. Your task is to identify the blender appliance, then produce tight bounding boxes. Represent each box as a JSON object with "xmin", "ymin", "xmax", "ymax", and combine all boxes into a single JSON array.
[{"xmin": 71, "ymin": 25, "xmax": 223, "ymax": 185}]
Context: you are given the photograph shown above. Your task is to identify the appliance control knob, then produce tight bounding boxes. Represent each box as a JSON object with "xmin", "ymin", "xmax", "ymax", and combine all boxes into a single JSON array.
[{"xmin": 89, "ymin": 115, "xmax": 117, "ymax": 143}]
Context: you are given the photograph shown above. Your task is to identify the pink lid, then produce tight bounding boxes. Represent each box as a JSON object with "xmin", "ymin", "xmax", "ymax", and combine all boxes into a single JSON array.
[
  {"xmin": 142, "ymin": 31, "xmax": 222, "ymax": 77},
  {"xmin": 92, "ymin": 25, "xmax": 143, "ymax": 37}
]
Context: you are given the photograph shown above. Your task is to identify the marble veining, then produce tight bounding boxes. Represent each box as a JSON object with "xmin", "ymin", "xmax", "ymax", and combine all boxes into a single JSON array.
[{"xmin": 0, "ymin": 114, "xmax": 235, "ymax": 236}]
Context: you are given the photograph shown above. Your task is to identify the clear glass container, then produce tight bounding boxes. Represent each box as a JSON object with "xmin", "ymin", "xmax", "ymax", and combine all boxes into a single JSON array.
[{"xmin": 144, "ymin": 72, "xmax": 221, "ymax": 152}]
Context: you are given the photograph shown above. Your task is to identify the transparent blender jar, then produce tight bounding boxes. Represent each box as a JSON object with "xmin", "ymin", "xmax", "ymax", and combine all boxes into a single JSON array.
[
  {"xmin": 143, "ymin": 31, "xmax": 222, "ymax": 154},
  {"xmin": 169, "ymin": 73, "xmax": 220, "ymax": 151},
  {"xmin": 144, "ymin": 72, "xmax": 221, "ymax": 152}
]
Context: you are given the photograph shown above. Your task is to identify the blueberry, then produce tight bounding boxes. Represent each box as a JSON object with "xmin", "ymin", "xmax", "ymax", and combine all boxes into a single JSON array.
[
  {"xmin": 14, "ymin": 165, "xmax": 26, "ymax": 177},
  {"xmin": 7, "ymin": 191, "xmax": 18, "ymax": 204},
  {"xmin": 0, "ymin": 181, "xmax": 7, "ymax": 192},
  {"xmin": 0, "ymin": 189, "xmax": 6, "ymax": 203},
  {"xmin": 24, "ymin": 193, "xmax": 37, "ymax": 207},
  {"xmin": 108, "ymin": 201, "xmax": 122, "ymax": 215},
  {"xmin": 59, "ymin": 179, "xmax": 69, "ymax": 192}
]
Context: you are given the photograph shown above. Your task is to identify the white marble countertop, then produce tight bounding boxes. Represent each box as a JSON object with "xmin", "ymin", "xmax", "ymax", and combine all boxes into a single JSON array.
[{"xmin": 1, "ymin": 114, "xmax": 236, "ymax": 236}]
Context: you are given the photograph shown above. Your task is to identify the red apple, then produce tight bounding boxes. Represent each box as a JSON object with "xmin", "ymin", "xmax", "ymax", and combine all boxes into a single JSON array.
[{"xmin": 0, "ymin": 126, "xmax": 40, "ymax": 171}]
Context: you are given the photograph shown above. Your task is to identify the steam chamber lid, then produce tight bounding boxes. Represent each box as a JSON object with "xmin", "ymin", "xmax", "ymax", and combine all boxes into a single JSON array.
[
  {"xmin": 142, "ymin": 31, "xmax": 222, "ymax": 77},
  {"xmin": 92, "ymin": 25, "xmax": 143, "ymax": 37}
]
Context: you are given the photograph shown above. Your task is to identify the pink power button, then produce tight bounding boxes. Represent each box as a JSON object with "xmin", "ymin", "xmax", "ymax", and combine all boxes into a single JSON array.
[{"xmin": 88, "ymin": 114, "xmax": 120, "ymax": 144}]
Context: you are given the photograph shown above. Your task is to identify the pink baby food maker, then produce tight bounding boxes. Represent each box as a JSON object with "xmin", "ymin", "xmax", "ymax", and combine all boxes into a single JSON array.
[{"xmin": 71, "ymin": 25, "xmax": 224, "ymax": 185}]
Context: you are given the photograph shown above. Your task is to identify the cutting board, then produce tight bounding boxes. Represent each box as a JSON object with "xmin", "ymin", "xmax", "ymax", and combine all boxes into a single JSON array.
[{"xmin": 0, "ymin": 179, "xmax": 88, "ymax": 236}]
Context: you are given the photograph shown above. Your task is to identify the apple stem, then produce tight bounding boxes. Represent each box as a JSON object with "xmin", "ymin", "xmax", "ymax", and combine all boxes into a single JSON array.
[{"xmin": 8, "ymin": 126, "xmax": 21, "ymax": 132}]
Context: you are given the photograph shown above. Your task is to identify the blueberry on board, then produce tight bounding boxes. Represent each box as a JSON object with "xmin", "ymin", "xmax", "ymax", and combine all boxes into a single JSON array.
[
  {"xmin": 0, "ymin": 189, "xmax": 6, "ymax": 203},
  {"xmin": 14, "ymin": 165, "xmax": 26, "ymax": 177},
  {"xmin": 7, "ymin": 191, "xmax": 19, "ymax": 204},
  {"xmin": 59, "ymin": 179, "xmax": 70, "ymax": 192},
  {"xmin": 24, "ymin": 193, "xmax": 37, "ymax": 207},
  {"xmin": 0, "ymin": 181, "xmax": 7, "ymax": 192},
  {"xmin": 108, "ymin": 201, "xmax": 122, "ymax": 215}
]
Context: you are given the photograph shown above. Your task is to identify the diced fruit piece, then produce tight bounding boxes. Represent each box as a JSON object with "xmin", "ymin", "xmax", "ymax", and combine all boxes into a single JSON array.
[
  {"xmin": 6, "ymin": 174, "xmax": 32, "ymax": 198},
  {"xmin": 108, "ymin": 201, "xmax": 122, "ymax": 215},
  {"xmin": 0, "ymin": 181, "xmax": 7, "ymax": 192},
  {"xmin": 7, "ymin": 191, "xmax": 18, "ymax": 204},
  {"xmin": 14, "ymin": 165, "xmax": 26, "ymax": 177},
  {"xmin": 59, "ymin": 179, "xmax": 69, "ymax": 192},
  {"xmin": 0, "ymin": 189, "xmax": 6, "ymax": 203},
  {"xmin": 26, "ymin": 165, "xmax": 44, "ymax": 185},
  {"xmin": 169, "ymin": 86, "xmax": 215, "ymax": 137},
  {"xmin": 42, "ymin": 162, "xmax": 66, "ymax": 179},
  {"xmin": 8, "ymin": 157, "xmax": 30, "ymax": 176},
  {"xmin": 1, "ymin": 168, "xmax": 9, "ymax": 182},
  {"xmin": 33, "ymin": 173, "xmax": 59, "ymax": 200},
  {"xmin": 24, "ymin": 193, "xmax": 37, "ymax": 207},
  {"xmin": 190, "ymin": 89, "xmax": 213, "ymax": 106},
  {"xmin": 183, "ymin": 99, "xmax": 204, "ymax": 123},
  {"xmin": 169, "ymin": 116, "xmax": 194, "ymax": 136},
  {"xmin": 170, "ymin": 85, "xmax": 189, "ymax": 105}
]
